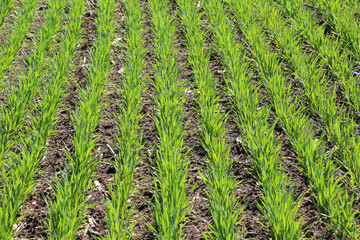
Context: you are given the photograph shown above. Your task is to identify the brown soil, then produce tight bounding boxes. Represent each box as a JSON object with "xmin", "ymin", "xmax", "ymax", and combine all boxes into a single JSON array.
[
  {"xmin": 6, "ymin": 0, "xmax": 352, "ymax": 239},
  {"xmin": 224, "ymin": 3, "xmax": 334, "ymax": 239},
  {"xmin": 174, "ymin": 18, "xmax": 212, "ymax": 240},
  {"xmin": 16, "ymin": 1, "xmax": 98, "ymax": 238}
]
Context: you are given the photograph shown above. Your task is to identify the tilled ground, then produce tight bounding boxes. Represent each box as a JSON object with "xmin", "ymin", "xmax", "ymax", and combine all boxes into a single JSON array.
[{"xmin": 4, "ymin": 0, "xmax": 355, "ymax": 239}]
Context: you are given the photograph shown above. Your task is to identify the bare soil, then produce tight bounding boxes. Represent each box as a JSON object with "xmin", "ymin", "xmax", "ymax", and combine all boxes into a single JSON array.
[{"xmin": 7, "ymin": 0, "xmax": 349, "ymax": 239}]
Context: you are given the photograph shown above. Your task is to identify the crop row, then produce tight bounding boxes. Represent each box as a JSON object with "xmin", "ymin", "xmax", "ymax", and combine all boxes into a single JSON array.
[
  {"xmin": 256, "ymin": 0, "xmax": 360, "ymax": 204},
  {"xmin": 148, "ymin": 0, "xmax": 191, "ymax": 237},
  {"xmin": 45, "ymin": 0, "xmax": 115, "ymax": 238},
  {"xmin": 203, "ymin": 0, "xmax": 305, "ymax": 238},
  {"xmin": 227, "ymin": 0, "xmax": 359, "ymax": 238},
  {"xmin": 3, "ymin": 0, "xmax": 360, "ymax": 238},
  {"xmin": 0, "ymin": 0, "xmax": 14, "ymax": 29},
  {"xmin": 311, "ymin": 0, "xmax": 360, "ymax": 62},
  {"xmin": 0, "ymin": 0, "xmax": 86, "ymax": 236},
  {"xmin": 104, "ymin": 0, "xmax": 146, "ymax": 237},
  {"xmin": 0, "ymin": 0, "xmax": 38, "ymax": 88},
  {"xmin": 16, "ymin": 0, "xmax": 85, "ymax": 237},
  {"xmin": 0, "ymin": 0, "xmax": 66, "ymax": 173},
  {"xmin": 277, "ymin": 0, "xmax": 360, "ymax": 115},
  {"xmin": 0, "ymin": 0, "xmax": 68, "ymax": 238},
  {"xmin": 177, "ymin": 0, "xmax": 244, "ymax": 238},
  {"xmin": 274, "ymin": 0, "xmax": 360, "ymax": 193}
]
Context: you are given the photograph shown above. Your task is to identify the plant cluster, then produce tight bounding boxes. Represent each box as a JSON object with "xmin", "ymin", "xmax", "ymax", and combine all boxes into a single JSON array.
[
  {"xmin": 265, "ymin": 0, "xmax": 360, "ymax": 195},
  {"xmin": 203, "ymin": 0, "xmax": 303, "ymax": 239},
  {"xmin": 0, "ymin": 0, "xmax": 14, "ymax": 29},
  {"xmin": 0, "ymin": 0, "xmax": 66, "ymax": 170},
  {"xmin": 148, "ymin": 0, "xmax": 191, "ymax": 238},
  {"xmin": 275, "ymin": 0, "xmax": 360, "ymax": 193},
  {"xmin": 276, "ymin": 0, "xmax": 360, "ymax": 115},
  {"xmin": 45, "ymin": 0, "xmax": 115, "ymax": 238},
  {"xmin": 104, "ymin": 0, "xmax": 146, "ymax": 238},
  {"xmin": 177, "ymin": 0, "xmax": 245, "ymax": 238},
  {"xmin": 4, "ymin": 0, "xmax": 86, "ymax": 235},
  {"xmin": 309, "ymin": 0, "xmax": 360, "ymax": 114},
  {"xmin": 311, "ymin": 0, "xmax": 360, "ymax": 60},
  {"xmin": 227, "ymin": 0, "xmax": 359, "ymax": 238},
  {"xmin": 0, "ymin": 0, "xmax": 38, "ymax": 87},
  {"xmin": 2, "ymin": 0, "xmax": 360, "ymax": 238},
  {"xmin": 0, "ymin": 0, "xmax": 67, "ymax": 238}
]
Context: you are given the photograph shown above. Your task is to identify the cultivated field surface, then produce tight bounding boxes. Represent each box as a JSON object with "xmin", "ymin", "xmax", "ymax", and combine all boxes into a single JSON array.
[{"xmin": 1, "ymin": 0, "xmax": 360, "ymax": 239}]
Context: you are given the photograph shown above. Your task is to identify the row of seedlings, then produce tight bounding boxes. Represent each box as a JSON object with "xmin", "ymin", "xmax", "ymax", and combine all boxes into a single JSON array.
[
  {"xmin": 350, "ymin": 0, "xmax": 360, "ymax": 11},
  {"xmin": 177, "ymin": 0, "xmax": 245, "ymax": 238},
  {"xmin": 104, "ymin": 0, "xmax": 146, "ymax": 238},
  {"xmin": 343, "ymin": 0, "xmax": 359, "ymax": 10},
  {"xmin": 255, "ymin": 0, "xmax": 360, "ymax": 202},
  {"xmin": 0, "ymin": 0, "xmax": 39, "ymax": 87},
  {"xmin": 351, "ymin": 0, "xmax": 360, "ymax": 12},
  {"xmin": 226, "ymin": 0, "xmax": 358, "ymax": 238},
  {"xmin": 275, "ymin": 0, "xmax": 360, "ymax": 192},
  {"xmin": 0, "ymin": 0, "xmax": 72, "ymax": 238},
  {"xmin": 203, "ymin": 0, "xmax": 303, "ymax": 238},
  {"xmin": 310, "ymin": 0, "xmax": 360, "ymax": 61},
  {"xmin": 148, "ymin": 0, "xmax": 191, "ymax": 238},
  {"xmin": 0, "ymin": 0, "xmax": 86, "ymax": 237},
  {"xmin": 0, "ymin": 0, "xmax": 14, "ymax": 29},
  {"xmin": 45, "ymin": 0, "xmax": 116, "ymax": 238},
  {"xmin": 0, "ymin": 0, "xmax": 66, "ymax": 172},
  {"xmin": 276, "ymin": 0, "xmax": 360, "ymax": 115}
]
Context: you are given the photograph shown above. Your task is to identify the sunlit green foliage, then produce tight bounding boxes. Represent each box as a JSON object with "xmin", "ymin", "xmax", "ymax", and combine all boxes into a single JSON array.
[
  {"xmin": 0, "ymin": 0, "xmax": 66, "ymax": 170},
  {"xmin": 0, "ymin": 0, "xmax": 67, "ymax": 238},
  {"xmin": 1, "ymin": 0, "xmax": 360, "ymax": 238},
  {"xmin": 275, "ymin": 0, "xmax": 360, "ymax": 195},
  {"xmin": 282, "ymin": 0, "xmax": 360, "ymax": 115},
  {"xmin": 203, "ymin": 0, "xmax": 303, "ymax": 239},
  {"xmin": 177, "ymin": 0, "xmax": 245, "ymax": 238},
  {"xmin": 0, "ymin": 0, "xmax": 38, "ymax": 87},
  {"xmin": 311, "ymin": 0, "xmax": 360, "ymax": 59},
  {"xmin": 227, "ymin": 0, "xmax": 359, "ymax": 238},
  {"xmin": 147, "ymin": 0, "xmax": 191, "ymax": 238},
  {"xmin": 0, "ymin": 0, "xmax": 14, "ymax": 29},
  {"xmin": 46, "ymin": 0, "xmax": 115, "ymax": 237},
  {"xmin": 104, "ymin": 0, "xmax": 146, "ymax": 238}
]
